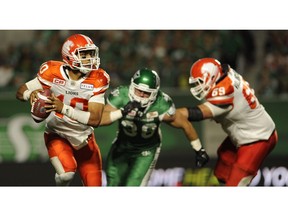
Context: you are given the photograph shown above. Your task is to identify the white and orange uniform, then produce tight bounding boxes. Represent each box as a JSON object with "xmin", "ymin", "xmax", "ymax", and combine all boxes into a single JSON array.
[
  {"xmin": 204, "ymin": 68, "xmax": 278, "ymax": 186},
  {"xmin": 37, "ymin": 60, "xmax": 109, "ymax": 186}
]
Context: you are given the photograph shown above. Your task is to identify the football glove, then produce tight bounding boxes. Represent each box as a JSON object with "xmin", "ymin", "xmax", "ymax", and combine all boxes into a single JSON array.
[
  {"xmin": 121, "ymin": 101, "xmax": 142, "ymax": 116},
  {"xmin": 195, "ymin": 148, "xmax": 209, "ymax": 168}
]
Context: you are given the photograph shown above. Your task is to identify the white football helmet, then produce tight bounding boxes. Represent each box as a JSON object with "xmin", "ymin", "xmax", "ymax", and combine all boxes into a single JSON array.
[
  {"xmin": 189, "ymin": 58, "xmax": 223, "ymax": 100},
  {"xmin": 61, "ymin": 34, "xmax": 100, "ymax": 74}
]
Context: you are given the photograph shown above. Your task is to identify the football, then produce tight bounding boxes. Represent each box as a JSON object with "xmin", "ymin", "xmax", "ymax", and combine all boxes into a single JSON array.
[{"xmin": 31, "ymin": 88, "xmax": 52, "ymax": 123}]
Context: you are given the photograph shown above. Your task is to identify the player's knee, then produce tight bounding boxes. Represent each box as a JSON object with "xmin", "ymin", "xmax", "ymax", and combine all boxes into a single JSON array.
[
  {"xmin": 82, "ymin": 171, "xmax": 102, "ymax": 186},
  {"xmin": 237, "ymin": 175, "xmax": 254, "ymax": 186},
  {"xmin": 126, "ymin": 177, "xmax": 143, "ymax": 186},
  {"xmin": 226, "ymin": 164, "xmax": 255, "ymax": 186},
  {"xmin": 55, "ymin": 172, "xmax": 75, "ymax": 186},
  {"xmin": 106, "ymin": 174, "xmax": 120, "ymax": 186}
]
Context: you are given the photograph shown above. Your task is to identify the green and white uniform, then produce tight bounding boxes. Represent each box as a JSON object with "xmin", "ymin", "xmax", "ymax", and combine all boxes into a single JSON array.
[{"xmin": 106, "ymin": 86, "xmax": 175, "ymax": 186}]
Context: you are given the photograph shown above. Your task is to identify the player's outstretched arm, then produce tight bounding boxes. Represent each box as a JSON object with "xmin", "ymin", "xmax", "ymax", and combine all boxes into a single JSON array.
[
  {"xmin": 99, "ymin": 101, "xmax": 142, "ymax": 126},
  {"xmin": 99, "ymin": 104, "xmax": 119, "ymax": 126},
  {"xmin": 86, "ymin": 102, "xmax": 105, "ymax": 127},
  {"xmin": 165, "ymin": 109, "xmax": 209, "ymax": 167}
]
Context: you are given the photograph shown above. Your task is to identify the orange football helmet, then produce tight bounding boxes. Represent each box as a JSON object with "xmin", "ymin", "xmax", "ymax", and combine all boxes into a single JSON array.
[
  {"xmin": 189, "ymin": 58, "xmax": 223, "ymax": 100},
  {"xmin": 61, "ymin": 34, "xmax": 100, "ymax": 74}
]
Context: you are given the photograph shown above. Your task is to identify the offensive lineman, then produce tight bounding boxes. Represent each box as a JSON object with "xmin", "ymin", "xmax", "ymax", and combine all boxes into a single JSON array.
[
  {"xmin": 178, "ymin": 58, "xmax": 278, "ymax": 186},
  {"xmin": 16, "ymin": 34, "xmax": 110, "ymax": 186},
  {"xmin": 99, "ymin": 68, "xmax": 209, "ymax": 186}
]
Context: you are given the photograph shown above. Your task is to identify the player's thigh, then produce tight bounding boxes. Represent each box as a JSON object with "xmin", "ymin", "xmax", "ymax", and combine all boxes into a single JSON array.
[
  {"xmin": 44, "ymin": 132, "xmax": 76, "ymax": 172},
  {"xmin": 226, "ymin": 132, "xmax": 278, "ymax": 186},
  {"xmin": 76, "ymin": 134, "xmax": 102, "ymax": 186},
  {"xmin": 125, "ymin": 148, "xmax": 159, "ymax": 186},
  {"xmin": 105, "ymin": 144, "xmax": 129, "ymax": 186},
  {"xmin": 214, "ymin": 137, "xmax": 237, "ymax": 181},
  {"xmin": 237, "ymin": 133, "xmax": 278, "ymax": 174},
  {"xmin": 76, "ymin": 134, "xmax": 102, "ymax": 167}
]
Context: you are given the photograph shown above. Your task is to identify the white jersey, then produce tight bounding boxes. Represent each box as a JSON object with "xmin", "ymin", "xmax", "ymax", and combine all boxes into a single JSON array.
[
  {"xmin": 37, "ymin": 60, "xmax": 110, "ymax": 149},
  {"xmin": 204, "ymin": 68, "xmax": 275, "ymax": 147}
]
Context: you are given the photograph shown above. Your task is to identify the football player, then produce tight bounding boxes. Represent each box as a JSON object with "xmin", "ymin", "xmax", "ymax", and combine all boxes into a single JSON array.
[
  {"xmin": 178, "ymin": 58, "xmax": 278, "ymax": 186},
  {"xmin": 99, "ymin": 68, "xmax": 209, "ymax": 186},
  {"xmin": 16, "ymin": 34, "xmax": 110, "ymax": 186}
]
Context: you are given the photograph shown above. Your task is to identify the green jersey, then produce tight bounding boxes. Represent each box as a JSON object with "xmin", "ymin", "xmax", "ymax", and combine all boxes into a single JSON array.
[{"xmin": 107, "ymin": 85, "xmax": 176, "ymax": 151}]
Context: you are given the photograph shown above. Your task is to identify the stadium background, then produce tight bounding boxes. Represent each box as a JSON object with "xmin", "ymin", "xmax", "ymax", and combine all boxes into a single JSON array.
[{"xmin": 0, "ymin": 30, "xmax": 287, "ymax": 186}]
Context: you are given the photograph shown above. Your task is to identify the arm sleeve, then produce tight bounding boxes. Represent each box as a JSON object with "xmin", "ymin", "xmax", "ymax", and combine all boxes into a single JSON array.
[{"xmin": 25, "ymin": 77, "xmax": 43, "ymax": 91}]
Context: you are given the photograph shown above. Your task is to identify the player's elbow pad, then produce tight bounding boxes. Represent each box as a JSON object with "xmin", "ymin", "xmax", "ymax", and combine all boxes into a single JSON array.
[{"xmin": 187, "ymin": 107, "xmax": 203, "ymax": 121}]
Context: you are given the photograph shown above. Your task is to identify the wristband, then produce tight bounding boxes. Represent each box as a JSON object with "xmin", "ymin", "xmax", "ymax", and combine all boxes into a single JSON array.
[
  {"xmin": 61, "ymin": 104, "xmax": 90, "ymax": 125},
  {"xmin": 23, "ymin": 90, "xmax": 32, "ymax": 101},
  {"xmin": 109, "ymin": 110, "xmax": 123, "ymax": 122},
  {"xmin": 190, "ymin": 138, "xmax": 202, "ymax": 151}
]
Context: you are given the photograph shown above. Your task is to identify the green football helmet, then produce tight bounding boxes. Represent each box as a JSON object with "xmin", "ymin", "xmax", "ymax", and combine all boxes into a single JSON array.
[{"xmin": 129, "ymin": 68, "xmax": 160, "ymax": 107}]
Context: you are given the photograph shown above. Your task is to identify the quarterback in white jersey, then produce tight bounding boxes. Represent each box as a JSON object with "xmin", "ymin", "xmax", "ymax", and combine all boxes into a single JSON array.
[
  {"xmin": 178, "ymin": 58, "xmax": 278, "ymax": 186},
  {"xmin": 16, "ymin": 34, "xmax": 110, "ymax": 186}
]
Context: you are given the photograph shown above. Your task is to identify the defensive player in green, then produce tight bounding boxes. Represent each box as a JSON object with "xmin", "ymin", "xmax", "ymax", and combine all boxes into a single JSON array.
[{"xmin": 100, "ymin": 68, "xmax": 209, "ymax": 186}]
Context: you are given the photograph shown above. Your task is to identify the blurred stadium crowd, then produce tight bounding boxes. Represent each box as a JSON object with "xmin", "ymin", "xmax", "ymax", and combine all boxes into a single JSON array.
[{"xmin": 0, "ymin": 30, "xmax": 287, "ymax": 98}]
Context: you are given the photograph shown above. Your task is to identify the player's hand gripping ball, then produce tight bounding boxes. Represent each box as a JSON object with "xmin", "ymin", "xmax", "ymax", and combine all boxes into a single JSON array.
[{"xmin": 31, "ymin": 89, "xmax": 52, "ymax": 123}]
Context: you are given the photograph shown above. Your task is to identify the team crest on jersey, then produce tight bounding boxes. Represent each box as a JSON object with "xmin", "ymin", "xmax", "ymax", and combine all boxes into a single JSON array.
[
  {"xmin": 80, "ymin": 83, "xmax": 94, "ymax": 90},
  {"xmin": 53, "ymin": 78, "xmax": 66, "ymax": 86}
]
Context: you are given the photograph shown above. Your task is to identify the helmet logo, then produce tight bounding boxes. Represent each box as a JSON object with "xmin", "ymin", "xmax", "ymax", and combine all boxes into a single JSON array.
[
  {"xmin": 133, "ymin": 71, "xmax": 140, "ymax": 79},
  {"xmin": 200, "ymin": 63, "xmax": 215, "ymax": 75},
  {"xmin": 63, "ymin": 40, "xmax": 74, "ymax": 52}
]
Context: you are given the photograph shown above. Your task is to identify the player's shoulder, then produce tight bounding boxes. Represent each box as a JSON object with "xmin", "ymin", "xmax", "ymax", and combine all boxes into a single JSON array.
[
  {"xmin": 89, "ymin": 68, "xmax": 110, "ymax": 82},
  {"xmin": 116, "ymin": 85, "xmax": 129, "ymax": 93},
  {"xmin": 37, "ymin": 60, "xmax": 65, "ymax": 82},
  {"xmin": 206, "ymin": 75, "xmax": 234, "ymax": 106},
  {"xmin": 107, "ymin": 85, "xmax": 129, "ymax": 108},
  {"xmin": 90, "ymin": 67, "xmax": 109, "ymax": 76},
  {"xmin": 108, "ymin": 85, "xmax": 128, "ymax": 99},
  {"xmin": 40, "ymin": 60, "xmax": 64, "ymax": 70},
  {"xmin": 83, "ymin": 68, "xmax": 110, "ymax": 95},
  {"xmin": 158, "ymin": 90, "xmax": 173, "ymax": 102},
  {"xmin": 147, "ymin": 90, "xmax": 175, "ymax": 115},
  {"xmin": 216, "ymin": 76, "xmax": 234, "ymax": 94},
  {"xmin": 153, "ymin": 90, "xmax": 174, "ymax": 109}
]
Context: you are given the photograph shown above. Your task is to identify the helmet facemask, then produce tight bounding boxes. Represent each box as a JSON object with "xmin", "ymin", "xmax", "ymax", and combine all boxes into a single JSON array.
[
  {"xmin": 71, "ymin": 46, "xmax": 100, "ymax": 74},
  {"xmin": 189, "ymin": 75, "xmax": 211, "ymax": 101},
  {"xmin": 129, "ymin": 83, "xmax": 158, "ymax": 108}
]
